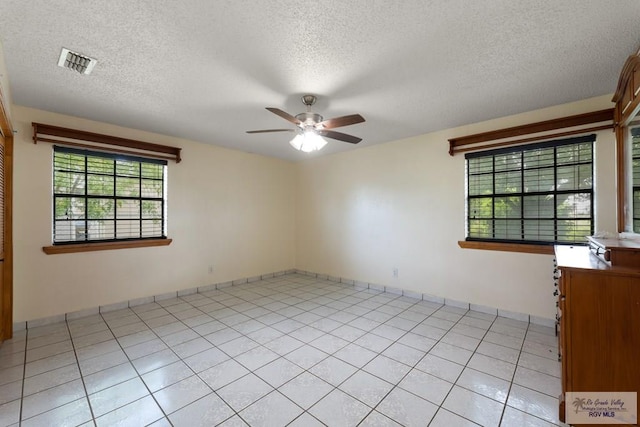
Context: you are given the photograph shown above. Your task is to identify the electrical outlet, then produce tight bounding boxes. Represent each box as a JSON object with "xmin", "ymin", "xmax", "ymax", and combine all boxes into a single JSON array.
[
  {"xmin": 392, "ymin": 268, "xmax": 399, "ymax": 278},
  {"xmin": 208, "ymin": 265, "xmax": 214, "ymax": 274}
]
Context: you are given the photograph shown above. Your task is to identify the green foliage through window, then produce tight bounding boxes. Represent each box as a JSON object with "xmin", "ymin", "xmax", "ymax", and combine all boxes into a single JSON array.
[
  {"xmin": 465, "ymin": 135, "xmax": 594, "ymax": 245},
  {"xmin": 53, "ymin": 146, "xmax": 167, "ymax": 243}
]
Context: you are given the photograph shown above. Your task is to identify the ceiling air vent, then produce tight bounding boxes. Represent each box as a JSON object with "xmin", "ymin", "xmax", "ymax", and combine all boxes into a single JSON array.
[{"xmin": 57, "ymin": 48, "xmax": 97, "ymax": 75}]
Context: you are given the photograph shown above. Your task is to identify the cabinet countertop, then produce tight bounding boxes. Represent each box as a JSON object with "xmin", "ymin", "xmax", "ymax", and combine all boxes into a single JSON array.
[{"xmin": 555, "ymin": 245, "xmax": 640, "ymax": 275}]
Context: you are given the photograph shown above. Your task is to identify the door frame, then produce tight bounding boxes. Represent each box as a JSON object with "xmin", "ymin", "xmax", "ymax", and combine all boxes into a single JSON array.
[{"xmin": 0, "ymin": 83, "xmax": 13, "ymax": 341}]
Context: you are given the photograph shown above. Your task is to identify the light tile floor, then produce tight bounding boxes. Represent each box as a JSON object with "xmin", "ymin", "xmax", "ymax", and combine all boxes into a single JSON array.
[{"xmin": 0, "ymin": 274, "xmax": 567, "ymax": 426}]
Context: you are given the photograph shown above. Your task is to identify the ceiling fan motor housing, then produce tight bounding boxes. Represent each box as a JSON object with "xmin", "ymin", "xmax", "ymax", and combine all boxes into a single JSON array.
[
  {"xmin": 295, "ymin": 112, "xmax": 324, "ymax": 128},
  {"xmin": 301, "ymin": 94, "xmax": 317, "ymax": 106}
]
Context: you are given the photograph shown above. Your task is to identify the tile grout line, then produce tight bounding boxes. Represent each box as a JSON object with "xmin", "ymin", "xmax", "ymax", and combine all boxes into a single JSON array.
[
  {"xmin": 17, "ymin": 329, "xmax": 27, "ymax": 426},
  {"xmin": 97, "ymin": 307, "xmax": 176, "ymax": 425},
  {"xmin": 496, "ymin": 320, "xmax": 531, "ymax": 427},
  {"xmin": 425, "ymin": 306, "xmax": 501, "ymax": 426},
  {"xmin": 354, "ymin": 305, "xmax": 455, "ymax": 425},
  {"xmin": 63, "ymin": 319, "xmax": 98, "ymax": 426}
]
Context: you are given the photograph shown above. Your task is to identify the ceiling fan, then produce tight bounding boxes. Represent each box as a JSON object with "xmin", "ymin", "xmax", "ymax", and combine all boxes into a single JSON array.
[{"xmin": 246, "ymin": 95, "xmax": 365, "ymax": 152}]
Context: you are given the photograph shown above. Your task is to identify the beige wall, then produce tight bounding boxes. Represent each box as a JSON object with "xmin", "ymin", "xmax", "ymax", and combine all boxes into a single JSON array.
[
  {"xmin": 11, "ymin": 95, "xmax": 617, "ymax": 323},
  {"xmin": 0, "ymin": 40, "xmax": 13, "ymax": 122},
  {"xmin": 295, "ymin": 95, "xmax": 616, "ymax": 320},
  {"xmin": 13, "ymin": 106, "xmax": 296, "ymax": 322}
]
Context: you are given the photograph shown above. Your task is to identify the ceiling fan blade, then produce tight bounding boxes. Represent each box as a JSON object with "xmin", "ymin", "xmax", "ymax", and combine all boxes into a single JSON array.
[
  {"xmin": 317, "ymin": 114, "xmax": 365, "ymax": 130},
  {"xmin": 246, "ymin": 129, "xmax": 295, "ymax": 134},
  {"xmin": 318, "ymin": 130, "xmax": 362, "ymax": 144},
  {"xmin": 265, "ymin": 108, "xmax": 301, "ymax": 125}
]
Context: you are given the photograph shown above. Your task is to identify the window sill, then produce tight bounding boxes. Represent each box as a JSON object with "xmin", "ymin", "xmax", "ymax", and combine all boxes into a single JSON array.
[
  {"xmin": 43, "ymin": 238, "xmax": 172, "ymax": 255},
  {"xmin": 458, "ymin": 240, "xmax": 554, "ymax": 255}
]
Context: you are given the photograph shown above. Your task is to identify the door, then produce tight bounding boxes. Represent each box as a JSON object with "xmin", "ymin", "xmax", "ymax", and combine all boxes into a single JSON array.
[
  {"xmin": 0, "ymin": 133, "xmax": 5, "ymax": 341},
  {"xmin": 0, "ymin": 133, "xmax": 4, "ymax": 342},
  {"xmin": 0, "ymin": 90, "xmax": 13, "ymax": 343}
]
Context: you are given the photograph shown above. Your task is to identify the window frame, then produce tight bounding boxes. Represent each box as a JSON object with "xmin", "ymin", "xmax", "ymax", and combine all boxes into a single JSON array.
[
  {"xmin": 464, "ymin": 135, "xmax": 595, "ymax": 247},
  {"xmin": 44, "ymin": 146, "xmax": 171, "ymax": 254}
]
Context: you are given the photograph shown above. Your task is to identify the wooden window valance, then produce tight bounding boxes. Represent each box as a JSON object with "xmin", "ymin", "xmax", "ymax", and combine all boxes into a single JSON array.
[
  {"xmin": 448, "ymin": 109, "xmax": 614, "ymax": 156},
  {"xmin": 32, "ymin": 122, "xmax": 182, "ymax": 163}
]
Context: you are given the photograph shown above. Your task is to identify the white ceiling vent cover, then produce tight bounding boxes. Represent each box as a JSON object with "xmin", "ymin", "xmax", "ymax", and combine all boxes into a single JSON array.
[{"xmin": 57, "ymin": 48, "xmax": 97, "ymax": 75}]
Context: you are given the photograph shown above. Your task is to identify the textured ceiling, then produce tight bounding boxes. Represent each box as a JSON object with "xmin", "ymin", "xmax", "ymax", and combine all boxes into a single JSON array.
[{"xmin": 0, "ymin": 1, "xmax": 639, "ymax": 161}]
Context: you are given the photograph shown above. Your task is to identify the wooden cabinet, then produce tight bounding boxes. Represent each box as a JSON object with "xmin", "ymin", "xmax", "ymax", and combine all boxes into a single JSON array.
[{"xmin": 555, "ymin": 245, "xmax": 640, "ymax": 426}]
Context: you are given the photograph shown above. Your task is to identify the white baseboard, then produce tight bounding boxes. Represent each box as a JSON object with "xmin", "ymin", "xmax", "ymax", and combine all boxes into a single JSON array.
[{"xmin": 13, "ymin": 268, "xmax": 554, "ymax": 332}]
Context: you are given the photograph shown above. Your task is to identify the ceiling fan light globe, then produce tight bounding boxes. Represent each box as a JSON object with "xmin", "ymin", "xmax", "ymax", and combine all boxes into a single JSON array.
[
  {"xmin": 303, "ymin": 131, "xmax": 327, "ymax": 152},
  {"xmin": 289, "ymin": 134, "xmax": 304, "ymax": 150},
  {"xmin": 289, "ymin": 131, "xmax": 327, "ymax": 152}
]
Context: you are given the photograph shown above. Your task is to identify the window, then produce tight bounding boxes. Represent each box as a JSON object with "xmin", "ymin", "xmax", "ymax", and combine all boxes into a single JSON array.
[
  {"xmin": 53, "ymin": 146, "xmax": 167, "ymax": 244},
  {"xmin": 465, "ymin": 135, "xmax": 594, "ymax": 245}
]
